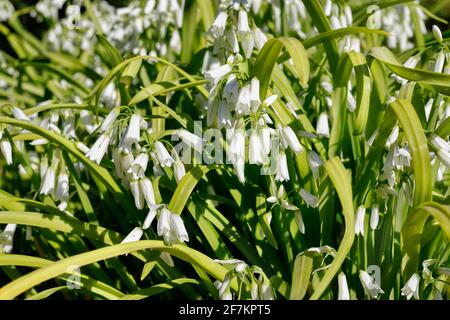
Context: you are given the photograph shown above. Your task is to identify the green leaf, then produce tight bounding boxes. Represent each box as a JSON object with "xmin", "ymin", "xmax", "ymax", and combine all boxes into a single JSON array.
[
  {"xmin": 120, "ymin": 278, "xmax": 201, "ymax": 300},
  {"xmin": 370, "ymin": 47, "xmax": 450, "ymax": 95},
  {"xmin": 289, "ymin": 253, "xmax": 314, "ymax": 300},
  {"xmin": 168, "ymin": 166, "xmax": 211, "ymax": 214},
  {"xmin": 311, "ymin": 157, "xmax": 355, "ymax": 300},
  {"xmin": 0, "ymin": 240, "xmax": 234, "ymax": 300},
  {"xmin": 254, "ymin": 37, "xmax": 309, "ymax": 99}
]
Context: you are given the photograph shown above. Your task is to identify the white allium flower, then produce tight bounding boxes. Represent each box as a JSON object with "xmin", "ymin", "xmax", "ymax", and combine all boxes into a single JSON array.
[
  {"xmin": 121, "ymin": 227, "xmax": 144, "ymax": 243},
  {"xmin": 236, "ymin": 84, "xmax": 251, "ymax": 115},
  {"xmin": 237, "ymin": 10, "xmax": 251, "ymax": 35},
  {"xmin": 209, "ymin": 11, "xmax": 228, "ymax": 38},
  {"xmin": 229, "ymin": 128, "xmax": 245, "ymax": 163},
  {"xmin": 205, "ymin": 64, "xmax": 232, "ymax": 84},
  {"xmin": 226, "ymin": 29, "xmax": 239, "ymax": 53},
  {"xmin": 99, "ymin": 107, "xmax": 120, "ymax": 132},
  {"xmin": 370, "ymin": 203, "xmax": 380, "ymax": 230},
  {"xmin": 355, "ymin": 205, "xmax": 366, "ymax": 236},
  {"xmin": 55, "ymin": 169, "xmax": 69, "ymax": 210},
  {"xmin": 338, "ymin": 272, "xmax": 350, "ymax": 300},
  {"xmin": 250, "ymin": 78, "xmax": 261, "ymax": 112},
  {"xmin": 40, "ymin": 158, "xmax": 59, "ymax": 195},
  {"xmin": 316, "ymin": 112, "xmax": 330, "ymax": 138},
  {"xmin": 401, "ymin": 273, "xmax": 420, "ymax": 300},
  {"xmin": 263, "ymin": 94, "xmax": 278, "ymax": 107},
  {"xmin": 12, "ymin": 106, "xmax": 30, "ymax": 121},
  {"xmin": 434, "ymin": 51, "xmax": 446, "ymax": 73},
  {"xmin": 295, "ymin": 211, "xmax": 305, "ymax": 234},
  {"xmin": 299, "ymin": 189, "xmax": 319, "ymax": 208},
  {"xmin": 275, "ymin": 151, "xmax": 289, "ymax": 182},
  {"xmin": 177, "ymin": 129, "xmax": 203, "ymax": 152},
  {"xmin": 254, "ymin": 27, "xmax": 267, "ymax": 50},
  {"xmin": 280, "ymin": 126, "xmax": 303, "ymax": 154},
  {"xmin": 432, "ymin": 25, "xmax": 443, "ymax": 43},
  {"xmin": 0, "ymin": 224, "xmax": 17, "ymax": 253},
  {"xmin": 223, "ymin": 74, "xmax": 239, "ymax": 103},
  {"xmin": 140, "ymin": 177, "xmax": 155, "ymax": 207},
  {"xmin": 157, "ymin": 207, "xmax": 189, "ymax": 244},
  {"xmin": 155, "ymin": 141, "xmax": 174, "ymax": 167},
  {"xmin": 0, "ymin": 137, "xmax": 12, "ymax": 165},
  {"xmin": 173, "ymin": 157, "xmax": 186, "ymax": 182},
  {"xmin": 218, "ymin": 100, "xmax": 232, "ymax": 128},
  {"xmin": 143, "ymin": 204, "xmax": 162, "ymax": 229},
  {"xmin": 307, "ymin": 151, "xmax": 323, "ymax": 178},
  {"xmin": 122, "ymin": 114, "xmax": 141, "ymax": 151},
  {"xmin": 359, "ymin": 270, "xmax": 384, "ymax": 298},
  {"xmin": 128, "ymin": 153, "xmax": 149, "ymax": 180},
  {"xmin": 249, "ymin": 131, "xmax": 265, "ymax": 165},
  {"xmin": 130, "ymin": 179, "xmax": 144, "ymax": 210},
  {"xmin": 86, "ymin": 133, "xmax": 111, "ymax": 164},
  {"xmin": 0, "ymin": 0, "xmax": 14, "ymax": 22}
]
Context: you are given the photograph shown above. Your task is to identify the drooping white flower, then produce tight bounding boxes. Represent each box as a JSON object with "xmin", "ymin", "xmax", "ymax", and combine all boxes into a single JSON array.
[
  {"xmin": 250, "ymin": 78, "xmax": 261, "ymax": 112},
  {"xmin": 338, "ymin": 272, "xmax": 350, "ymax": 300},
  {"xmin": 280, "ymin": 126, "xmax": 303, "ymax": 154},
  {"xmin": 209, "ymin": 11, "xmax": 228, "ymax": 38},
  {"xmin": 316, "ymin": 112, "xmax": 330, "ymax": 138},
  {"xmin": 157, "ymin": 207, "xmax": 189, "ymax": 244},
  {"xmin": 0, "ymin": 224, "xmax": 17, "ymax": 253},
  {"xmin": 430, "ymin": 133, "xmax": 450, "ymax": 153},
  {"xmin": 226, "ymin": 29, "xmax": 239, "ymax": 53},
  {"xmin": 130, "ymin": 179, "xmax": 144, "ymax": 210},
  {"xmin": 122, "ymin": 114, "xmax": 141, "ymax": 151},
  {"xmin": 214, "ymin": 274, "xmax": 233, "ymax": 300},
  {"xmin": 140, "ymin": 177, "xmax": 155, "ymax": 207},
  {"xmin": 154, "ymin": 141, "xmax": 174, "ymax": 167},
  {"xmin": 259, "ymin": 127, "xmax": 272, "ymax": 157},
  {"xmin": 254, "ymin": 27, "xmax": 267, "ymax": 50},
  {"xmin": 12, "ymin": 106, "xmax": 30, "ymax": 121},
  {"xmin": 307, "ymin": 151, "xmax": 323, "ymax": 178},
  {"xmin": 223, "ymin": 74, "xmax": 239, "ymax": 103},
  {"xmin": 143, "ymin": 204, "xmax": 162, "ymax": 229},
  {"xmin": 359, "ymin": 270, "xmax": 384, "ymax": 299},
  {"xmin": 86, "ymin": 133, "xmax": 111, "ymax": 165},
  {"xmin": 128, "ymin": 153, "xmax": 149, "ymax": 180},
  {"xmin": 263, "ymin": 94, "xmax": 278, "ymax": 107},
  {"xmin": 218, "ymin": 100, "xmax": 232, "ymax": 129},
  {"xmin": 0, "ymin": 137, "xmax": 12, "ymax": 165},
  {"xmin": 434, "ymin": 51, "xmax": 446, "ymax": 73},
  {"xmin": 249, "ymin": 131, "xmax": 265, "ymax": 165},
  {"xmin": 55, "ymin": 168, "xmax": 69, "ymax": 211},
  {"xmin": 233, "ymin": 158, "xmax": 245, "ymax": 183},
  {"xmin": 275, "ymin": 151, "xmax": 289, "ymax": 182},
  {"xmin": 299, "ymin": 189, "xmax": 319, "ymax": 208},
  {"xmin": 295, "ymin": 210, "xmax": 305, "ymax": 234},
  {"xmin": 242, "ymin": 32, "xmax": 255, "ymax": 58},
  {"xmin": 0, "ymin": 0, "xmax": 14, "ymax": 22},
  {"xmin": 205, "ymin": 64, "xmax": 232, "ymax": 84},
  {"xmin": 236, "ymin": 84, "xmax": 251, "ymax": 115},
  {"xmin": 229, "ymin": 127, "xmax": 245, "ymax": 163},
  {"xmin": 173, "ymin": 156, "xmax": 186, "ymax": 182},
  {"xmin": 386, "ymin": 125, "xmax": 399, "ymax": 148},
  {"xmin": 99, "ymin": 107, "xmax": 120, "ymax": 132},
  {"xmin": 422, "ymin": 259, "xmax": 438, "ymax": 282},
  {"xmin": 121, "ymin": 227, "xmax": 144, "ymax": 243},
  {"xmin": 40, "ymin": 158, "xmax": 59, "ymax": 195},
  {"xmin": 432, "ymin": 25, "xmax": 443, "ymax": 43},
  {"xmin": 401, "ymin": 273, "xmax": 420, "ymax": 300},
  {"xmin": 355, "ymin": 205, "xmax": 366, "ymax": 236},
  {"xmin": 370, "ymin": 203, "xmax": 379, "ymax": 230},
  {"xmin": 237, "ymin": 10, "xmax": 251, "ymax": 35},
  {"xmin": 177, "ymin": 129, "xmax": 203, "ymax": 152}
]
